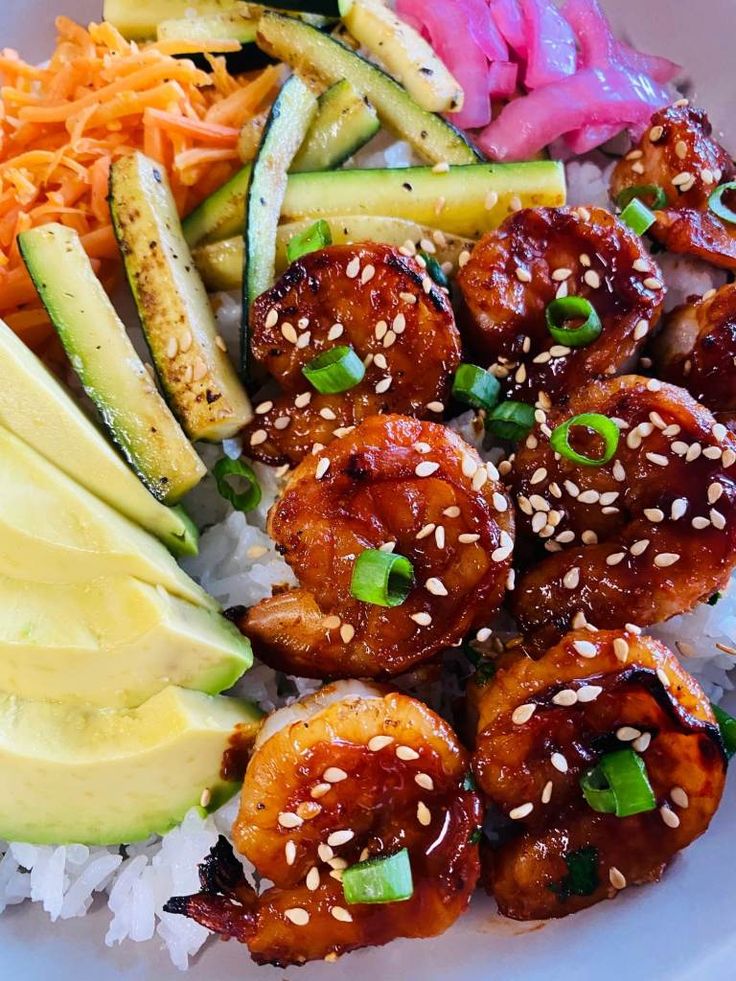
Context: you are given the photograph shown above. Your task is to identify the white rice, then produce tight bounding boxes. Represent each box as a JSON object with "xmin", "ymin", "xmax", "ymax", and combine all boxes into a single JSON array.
[{"xmin": 1, "ymin": 151, "xmax": 734, "ymax": 970}]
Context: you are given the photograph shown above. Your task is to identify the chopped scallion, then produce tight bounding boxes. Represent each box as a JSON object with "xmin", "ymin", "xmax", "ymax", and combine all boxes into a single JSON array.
[
  {"xmin": 350, "ymin": 549, "xmax": 414, "ymax": 607},
  {"xmin": 581, "ymin": 749, "xmax": 656, "ymax": 817},
  {"xmin": 342, "ymin": 848, "xmax": 413, "ymax": 905},
  {"xmin": 452, "ymin": 363, "xmax": 501, "ymax": 413},
  {"xmin": 549, "ymin": 846, "xmax": 600, "ymax": 899},
  {"xmin": 212, "ymin": 457, "xmax": 261, "ymax": 512},
  {"xmin": 620, "ymin": 197, "xmax": 656, "ymax": 236},
  {"xmin": 545, "ymin": 296, "xmax": 602, "ymax": 347},
  {"xmin": 286, "ymin": 219, "xmax": 332, "ymax": 263},
  {"xmin": 302, "ymin": 345, "xmax": 365, "ymax": 394},
  {"xmin": 616, "ymin": 184, "xmax": 667, "ymax": 211},
  {"xmin": 713, "ymin": 704, "xmax": 736, "ymax": 759},
  {"xmin": 486, "ymin": 400, "xmax": 535, "ymax": 442},
  {"xmin": 420, "ymin": 251, "xmax": 449, "ymax": 288},
  {"xmin": 550, "ymin": 412, "xmax": 619, "ymax": 466},
  {"xmin": 708, "ymin": 182, "xmax": 736, "ymax": 225}
]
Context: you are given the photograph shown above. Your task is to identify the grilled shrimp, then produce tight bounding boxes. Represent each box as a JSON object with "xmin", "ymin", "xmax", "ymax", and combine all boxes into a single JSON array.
[
  {"xmin": 238, "ymin": 414, "xmax": 514, "ymax": 679},
  {"xmin": 165, "ymin": 682, "xmax": 483, "ymax": 966},
  {"xmin": 471, "ymin": 630, "xmax": 726, "ymax": 920},
  {"xmin": 610, "ymin": 104, "xmax": 736, "ymax": 270},
  {"xmin": 456, "ymin": 207, "xmax": 665, "ymax": 402},
  {"xmin": 241, "ymin": 244, "xmax": 462, "ymax": 466},
  {"xmin": 651, "ymin": 282, "xmax": 736, "ymax": 430},
  {"xmin": 509, "ymin": 376, "xmax": 736, "ymax": 644}
]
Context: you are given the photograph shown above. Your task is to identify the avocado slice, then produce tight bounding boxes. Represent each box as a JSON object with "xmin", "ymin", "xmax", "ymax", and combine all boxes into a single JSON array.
[
  {"xmin": 0, "ymin": 575, "xmax": 251, "ymax": 708},
  {"xmin": 19, "ymin": 223, "xmax": 207, "ymax": 505},
  {"xmin": 0, "ymin": 687, "xmax": 263, "ymax": 844},
  {"xmin": 0, "ymin": 318, "xmax": 198, "ymax": 556},
  {"xmin": 110, "ymin": 152, "xmax": 253, "ymax": 441},
  {"xmin": 0, "ymin": 425, "xmax": 216, "ymax": 611}
]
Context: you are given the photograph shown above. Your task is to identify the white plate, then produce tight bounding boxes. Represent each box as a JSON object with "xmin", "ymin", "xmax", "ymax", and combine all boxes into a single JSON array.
[{"xmin": 1, "ymin": 1, "xmax": 735, "ymax": 978}]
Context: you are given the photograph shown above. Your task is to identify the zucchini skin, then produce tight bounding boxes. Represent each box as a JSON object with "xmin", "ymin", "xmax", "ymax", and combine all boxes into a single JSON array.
[
  {"xmin": 242, "ymin": 75, "xmax": 318, "ymax": 377},
  {"xmin": 19, "ymin": 223, "xmax": 206, "ymax": 505},
  {"xmin": 183, "ymin": 80, "xmax": 378, "ymax": 248},
  {"xmin": 255, "ymin": 11, "xmax": 480, "ymax": 165},
  {"xmin": 110, "ymin": 152, "xmax": 253, "ymax": 441}
]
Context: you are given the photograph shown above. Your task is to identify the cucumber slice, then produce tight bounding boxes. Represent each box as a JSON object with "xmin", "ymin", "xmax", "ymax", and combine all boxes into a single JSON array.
[
  {"xmin": 242, "ymin": 75, "xmax": 318, "ymax": 376},
  {"xmin": 157, "ymin": 11, "xmax": 270, "ymax": 71},
  {"xmin": 183, "ymin": 79, "xmax": 378, "ymax": 247},
  {"xmin": 19, "ymin": 224, "xmax": 206, "ymax": 504},
  {"xmin": 194, "ymin": 214, "xmax": 474, "ymax": 291},
  {"xmin": 110, "ymin": 152, "xmax": 253, "ymax": 441},
  {"xmin": 255, "ymin": 11, "xmax": 480, "ymax": 164}
]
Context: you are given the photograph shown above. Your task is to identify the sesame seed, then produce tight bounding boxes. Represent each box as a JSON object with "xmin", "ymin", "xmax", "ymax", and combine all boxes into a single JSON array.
[
  {"xmin": 657, "ymin": 668, "xmax": 671, "ymax": 688},
  {"xmin": 422, "ymin": 276, "xmax": 433, "ymax": 293},
  {"xmin": 285, "ymin": 908, "xmax": 310, "ymax": 926},
  {"xmin": 472, "ymin": 466, "xmax": 488, "ymax": 491},
  {"xmin": 573, "ymin": 639, "xmax": 597, "ymax": 658},
  {"xmin": 281, "ymin": 322, "xmax": 298, "ymax": 344},
  {"xmin": 606, "ymin": 552, "xmax": 626, "ymax": 567},
  {"xmin": 316, "ymin": 458, "xmax": 330, "ymax": 480},
  {"xmin": 670, "ymin": 498, "xmax": 688, "ymax": 520},
  {"xmin": 724, "ymin": 449, "xmax": 736, "ymax": 467},
  {"xmin": 250, "ymin": 430, "xmax": 267, "ymax": 447},
  {"xmin": 416, "ymin": 523, "xmax": 436, "ymax": 540},
  {"xmin": 426, "ymin": 400, "xmax": 444, "ymax": 413},
  {"xmin": 584, "ymin": 270, "xmax": 601, "ymax": 289},
  {"xmin": 577, "ymin": 684, "xmax": 603, "ymax": 703},
  {"xmin": 368, "ymin": 735, "xmax": 394, "ymax": 752},
  {"xmin": 392, "ymin": 313, "xmax": 406, "ymax": 334},
  {"xmin": 374, "ymin": 353, "xmax": 388, "ymax": 370},
  {"xmin": 616, "ymin": 726, "xmax": 641, "ymax": 742},
  {"xmin": 692, "ymin": 516, "xmax": 711, "ymax": 530},
  {"xmin": 360, "ymin": 264, "xmax": 376, "ymax": 285},
  {"xmin": 284, "ymin": 840, "xmax": 297, "ymax": 865},
  {"xmin": 613, "ymin": 637, "xmax": 629, "ymax": 663},
  {"xmin": 582, "ymin": 530, "xmax": 598, "ymax": 544},
  {"xmin": 649, "ymin": 124, "xmax": 664, "ymax": 142},
  {"xmin": 654, "ymin": 552, "xmax": 680, "ymax": 567},
  {"xmin": 552, "ymin": 267, "xmax": 572, "ymax": 281},
  {"xmin": 529, "ymin": 494, "xmax": 549, "ymax": 512},
  {"xmin": 646, "ymin": 452, "xmax": 668, "ymax": 467},
  {"xmin": 458, "ymin": 250, "xmax": 471, "ymax": 268},
  {"xmin": 509, "ymin": 802, "xmax": 533, "ymax": 820},
  {"xmin": 265, "ymin": 308, "xmax": 278, "ymax": 329},
  {"xmin": 340, "ymin": 623, "xmax": 355, "ymax": 643},
  {"xmin": 609, "ymin": 867, "xmax": 627, "ymax": 890},
  {"xmin": 417, "ymin": 802, "xmax": 432, "ymax": 826},
  {"xmin": 278, "ymin": 812, "xmax": 303, "ymax": 829},
  {"xmin": 578, "ymin": 490, "xmax": 600, "ymax": 505},
  {"xmin": 644, "ymin": 277, "xmax": 663, "ymax": 290},
  {"xmin": 331, "ymin": 906, "xmax": 353, "ymax": 923},
  {"xmin": 553, "ymin": 689, "xmax": 578, "ymax": 707},
  {"xmin": 530, "ymin": 467, "xmax": 548, "ymax": 485},
  {"xmin": 375, "ymin": 376, "xmax": 393, "ymax": 394},
  {"xmin": 324, "ymin": 767, "xmax": 348, "ymax": 784},
  {"xmin": 346, "ymin": 257, "xmax": 360, "ymax": 279},
  {"xmin": 273, "ymin": 416, "xmax": 290, "ymax": 430},
  {"xmin": 411, "ymin": 612, "xmax": 432, "ymax": 626},
  {"xmin": 296, "ymin": 331, "xmax": 311, "ymax": 349},
  {"xmin": 580, "ymin": 252, "xmax": 591, "ymax": 267},
  {"xmin": 549, "ymin": 345, "xmax": 571, "ymax": 358},
  {"xmin": 551, "ymin": 752, "xmax": 569, "ymax": 773},
  {"xmin": 255, "ymin": 401, "xmax": 273, "ymax": 415},
  {"xmin": 671, "ymin": 786, "xmax": 689, "ymax": 809},
  {"xmin": 396, "ymin": 745, "xmax": 420, "ymax": 761},
  {"xmin": 432, "ymin": 160, "xmax": 450, "ymax": 173},
  {"xmin": 516, "ymin": 266, "xmax": 532, "ymax": 283},
  {"xmin": 382, "ymin": 330, "xmax": 396, "ymax": 348},
  {"xmin": 660, "ymin": 805, "xmax": 680, "ymax": 829},
  {"xmin": 435, "ymin": 525, "xmax": 446, "ymax": 548},
  {"xmin": 485, "ymin": 190, "xmax": 499, "ymax": 210},
  {"xmin": 708, "ymin": 482, "xmax": 724, "ymax": 504},
  {"xmin": 327, "ymin": 829, "xmax": 354, "ymax": 848},
  {"xmin": 476, "ymin": 627, "xmax": 492, "ymax": 642},
  {"xmin": 710, "ymin": 509, "xmax": 726, "ymax": 530},
  {"xmin": 630, "ymin": 539, "xmax": 650, "ymax": 556},
  {"xmin": 295, "ymin": 391, "xmax": 312, "ymax": 408},
  {"xmin": 327, "ymin": 323, "xmax": 344, "ymax": 341},
  {"xmin": 633, "ymin": 319, "xmax": 649, "ymax": 341},
  {"xmin": 318, "ymin": 843, "xmax": 334, "ymax": 863},
  {"xmin": 632, "ymin": 732, "xmax": 651, "ymax": 752},
  {"xmin": 415, "ymin": 461, "xmax": 440, "ymax": 477},
  {"xmin": 400, "ymin": 291, "xmax": 417, "ymax": 305},
  {"xmin": 425, "ymin": 577, "xmax": 448, "ymax": 596},
  {"xmin": 512, "ymin": 703, "xmax": 537, "ymax": 725},
  {"xmin": 415, "ymin": 773, "xmax": 434, "ymax": 791},
  {"xmin": 379, "ymin": 541, "xmax": 396, "ymax": 553},
  {"xmin": 686, "ymin": 443, "xmax": 702, "ymax": 462},
  {"xmin": 644, "ymin": 508, "xmax": 664, "ymax": 522},
  {"xmin": 712, "ymin": 422, "xmax": 728, "ymax": 441}
]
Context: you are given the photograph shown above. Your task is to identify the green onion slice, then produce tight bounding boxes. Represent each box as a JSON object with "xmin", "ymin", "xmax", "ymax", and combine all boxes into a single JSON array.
[
  {"xmin": 302, "ymin": 345, "xmax": 365, "ymax": 394},
  {"xmin": 619, "ymin": 197, "xmax": 657, "ymax": 236},
  {"xmin": 545, "ymin": 297, "xmax": 603, "ymax": 348},
  {"xmin": 342, "ymin": 848, "xmax": 414, "ymax": 905},
  {"xmin": 616, "ymin": 184, "xmax": 667, "ymax": 211},
  {"xmin": 486, "ymin": 400, "xmax": 535, "ymax": 442},
  {"xmin": 212, "ymin": 457, "xmax": 261, "ymax": 512},
  {"xmin": 581, "ymin": 749, "xmax": 656, "ymax": 818},
  {"xmin": 350, "ymin": 549, "xmax": 414, "ymax": 607},
  {"xmin": 550, "ymin": 412, "xmax": 619, "ymax": 467},
  {"xmin": 713, "ymin": 704, "xmax": 736, "ymax": 759},
  {"xmin": 708, "ymin": 182, "xmax": 736, "ymax": 225},
  {"xmin": 420, "ymin": 251, "xmax": 449, "ymax": 288},
  {"xmin": 452, "ymin": 363, "xmax": 501, "ymax": 413},
  {"xmin": 286, "ymin": 219, "xmax": 333, "ymax": 263}
]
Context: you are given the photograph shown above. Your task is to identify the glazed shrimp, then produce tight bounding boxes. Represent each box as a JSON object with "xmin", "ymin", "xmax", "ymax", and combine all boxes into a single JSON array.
[
  {"xmin": 509, "ymin": 376, "xmax": 736, "ymax": 644},
  {"xmin": 166, "ymin": 682, "xmax": 483, "ymax": 966},
  {"xmin": 238, "ymin": 414, "xmax": 514, "ymax": 679},
  {"xmin": 456, "ymin": 207, "xmax": 665, "ymax": 403},
  {"xmin": 471, "ymin": 630, "xmax": 726, "ymax": 920},
  {"xmin": 651, "ymin": 282, "xmax": 736, "ymax": 430},
  {"xmin": 610, "ymin": 104, "xmax": 736, "ymax": 270},
  {"xmin": 241, "ymin": 244, "xmax": 462, "ymax": 466}
]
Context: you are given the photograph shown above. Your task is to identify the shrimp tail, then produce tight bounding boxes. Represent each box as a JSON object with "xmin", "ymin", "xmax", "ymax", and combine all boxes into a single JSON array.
[{"xmin": 164, "ymin": 836, "xmax": 259, "ymax": 943}]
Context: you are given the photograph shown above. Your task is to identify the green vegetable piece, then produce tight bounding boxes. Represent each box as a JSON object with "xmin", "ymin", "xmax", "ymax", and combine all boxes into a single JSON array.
[
  {"xmin": 581, "ymin": 749, "xmax": 656, "ymax": 818},
  {"xmin": 616, "ymin": 184, "xmax": 667, "ymax": 211},
  {"xmin": 549, "ymin": 846, "xmax": 600, "ymax": 900},
  {"xmin": 343, "ymin": 848, "xmax": 413, "ymax": 904},
  {"xmin": 619, "ymin": 197, "xmax": 656, "ymax": 236},
  {"xmin": 486, "ymin": 401, "xmax": 535, "ymax": 442},
  {"xmin": 350, "ymin": 549, "xmax": 414, "ymax": 607},
  {"xmin": 213, "ymin": 457, "xmax": 262, "ymax": 512},
  {"xmin": 286, "ymin": 219, "xmax": 333, "ymax": 263},
  {"xmin": 302, "ymin": 345, "xmax": 366, "ymax": 394},
  {"xmin": 545, "ymin": 296, "xmax": 603, "ymax": 348},
  {"xmin": 419, "ymin": 251, "xmax": 449, "ymax": 288},
  {"xmin": 708, "ymin": 591, "xmax": 722, "ymax": 606},
  {"xmin": 708, "ymin": 182, "xmax": 736, "ymax": 225},
  {"xmin": 713, "ymin": 704, "xmax": 736, "ymax": 759},
  {"xmin": 452, "ymin": 364, "xmax": 501, "ymax": 413},
  {"xmin": 550, "ymin": 412, "xmax": 620, "ymax": 467}
]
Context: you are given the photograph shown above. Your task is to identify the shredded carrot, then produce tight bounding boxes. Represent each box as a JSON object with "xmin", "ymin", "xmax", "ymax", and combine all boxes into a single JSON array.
[{"xmin": 0, "ymin": 16, "xmax": 284, "ymax": 347}]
